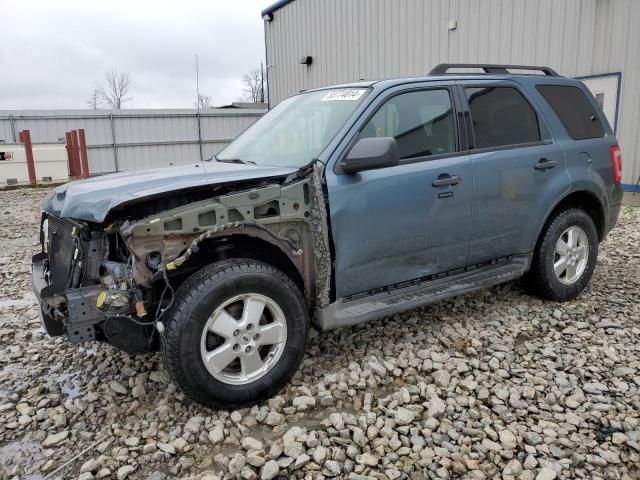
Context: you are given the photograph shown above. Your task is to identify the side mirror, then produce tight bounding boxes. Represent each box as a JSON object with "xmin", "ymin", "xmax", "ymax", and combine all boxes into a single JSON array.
[{"xmin": 340, "ymin": 137, "xmax": 399, "ymax": 174}]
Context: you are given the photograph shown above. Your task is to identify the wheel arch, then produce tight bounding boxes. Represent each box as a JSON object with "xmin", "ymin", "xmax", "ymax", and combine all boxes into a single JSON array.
[
  {"xmin": 174, "ymin": 230, "xmax": 311, "ymax": 305},
  {"xmin": 534, "ymin": 189, "xmax": 606, "ymax": 251}
]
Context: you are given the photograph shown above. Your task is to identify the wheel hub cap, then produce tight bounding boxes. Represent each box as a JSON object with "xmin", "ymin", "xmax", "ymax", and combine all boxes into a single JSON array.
[
  {"xmin": 200, "ymin": 293, "xmax": 287, "ymax": 385},
  {"xmin": 553, "ymin": 226, "xmax": 589, "ymax": 285}
]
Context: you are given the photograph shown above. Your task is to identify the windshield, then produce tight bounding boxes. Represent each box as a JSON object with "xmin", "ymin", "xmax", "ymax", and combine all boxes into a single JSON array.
[{"xmin": 217, "ymin": 87, "xmax": 369, "ymax": 168}]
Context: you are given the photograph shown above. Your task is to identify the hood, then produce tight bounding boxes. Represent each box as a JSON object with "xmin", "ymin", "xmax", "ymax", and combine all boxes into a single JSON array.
[{"xmin": 42, "ymin": 162, "xmax": 298, "ymax": 223}]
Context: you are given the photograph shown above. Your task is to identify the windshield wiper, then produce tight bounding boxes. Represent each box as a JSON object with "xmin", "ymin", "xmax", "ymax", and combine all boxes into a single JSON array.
[{"xmin": 216, "ymin": 156, "xmax": 256, "ymax": 165}]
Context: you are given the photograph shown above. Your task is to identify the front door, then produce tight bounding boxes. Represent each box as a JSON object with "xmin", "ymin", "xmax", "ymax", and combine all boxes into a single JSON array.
[
  {"xmin": 458, "ymin": 81, "xmax": 570, "ymax": 265},
  {"xmin": 325, "ymin": 86, "xmax": 472, "ymax": 298}
]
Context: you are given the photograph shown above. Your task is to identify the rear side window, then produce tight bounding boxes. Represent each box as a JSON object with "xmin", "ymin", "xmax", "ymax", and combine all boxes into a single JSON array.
[
  {"xmin": 360, "ymin": 89, "xmax": 457, "ymax": 160},
  {"xmin": 465, "ymin": 87, "xmax": 541, "ymax": 149},
  {"xmin": 536, "ymin": 85, "xmax": 605, "ymax": 140}
]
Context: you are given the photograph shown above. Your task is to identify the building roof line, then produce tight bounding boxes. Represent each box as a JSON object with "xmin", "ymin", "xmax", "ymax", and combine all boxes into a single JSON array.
[{"xmin": 261, "ymin": 0, "xmax": 296, "ymax": 17}]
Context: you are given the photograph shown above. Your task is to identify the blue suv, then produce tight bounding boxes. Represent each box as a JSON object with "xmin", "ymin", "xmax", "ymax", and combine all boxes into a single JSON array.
[{"xmin": 33, "ymin": 64, "xmax": 623, "ymax": 407}]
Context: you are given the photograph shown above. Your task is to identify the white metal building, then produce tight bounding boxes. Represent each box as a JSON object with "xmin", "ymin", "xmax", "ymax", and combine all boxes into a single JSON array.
[
  {"xmin": 262, "ymin": 0, "xmax": 640, "ymax": 189},
  {"xmin": 0, "ymin": 108, "xmax": 264, "ymax": 174}
]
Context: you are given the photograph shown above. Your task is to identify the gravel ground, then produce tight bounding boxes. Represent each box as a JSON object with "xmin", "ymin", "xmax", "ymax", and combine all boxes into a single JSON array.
[{"xmin": 0, "ymin": 188, "xmax": 639, "ymax": 480}]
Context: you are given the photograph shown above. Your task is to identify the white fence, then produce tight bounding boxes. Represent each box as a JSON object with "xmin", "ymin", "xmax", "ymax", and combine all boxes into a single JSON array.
[
  {"xmin": 0, "ymin": 144, "xmax": 69, "ymax": 185},
  {"xmin": 0, "ymin": 108, "xmax": 265, "ymax": 174}
]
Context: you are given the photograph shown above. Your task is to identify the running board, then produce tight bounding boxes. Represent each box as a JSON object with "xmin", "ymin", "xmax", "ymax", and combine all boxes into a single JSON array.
[{"xmin": 313, "ymin": 255, "xmax": 531, "ymax": 331}]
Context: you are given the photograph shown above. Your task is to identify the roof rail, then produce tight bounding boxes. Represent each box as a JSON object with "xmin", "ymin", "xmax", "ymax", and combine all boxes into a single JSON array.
[{"xmin": 429, "ymin": 63, "xmax": 560, "ymax": 77}]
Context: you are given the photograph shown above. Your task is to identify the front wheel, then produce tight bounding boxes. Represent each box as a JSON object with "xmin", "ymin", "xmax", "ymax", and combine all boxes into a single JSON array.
[
  {"xmin": 524, "ymin": 208, "xmax": 599, "ymax": 301},
  {"xmin": 163, "ymin": 260, "xmax": 309, "ymax": 409}
]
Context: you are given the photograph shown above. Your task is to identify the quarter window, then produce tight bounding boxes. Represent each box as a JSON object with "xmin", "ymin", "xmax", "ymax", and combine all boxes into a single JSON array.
[
  {"xmin": 465, "ymin": 87, "xmax": 541, "ymax": 149},
  {"xmin": 360, "ymin": 89, "xmax": 457, "ymax": 160},
  {"xmin": 536, "ymin": 85, "xmax": 605, "ymax": 140}
]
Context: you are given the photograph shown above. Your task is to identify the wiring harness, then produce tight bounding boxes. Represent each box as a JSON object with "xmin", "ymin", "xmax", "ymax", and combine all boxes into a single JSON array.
[{"xmin": 165, "ymin": 220, "xmax": 303, "ymax": 272}]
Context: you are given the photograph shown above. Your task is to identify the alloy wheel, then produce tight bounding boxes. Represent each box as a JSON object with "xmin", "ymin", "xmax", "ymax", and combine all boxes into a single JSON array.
[
  {"xmin": 553, "ymin": 226, "xmax": 589, "ymax": 285},
  {"xmin": 200, "ymin": 293, "xmax": 288, "ymax": 385}
]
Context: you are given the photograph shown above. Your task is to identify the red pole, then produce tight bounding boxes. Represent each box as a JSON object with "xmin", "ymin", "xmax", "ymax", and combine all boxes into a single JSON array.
[
  {"xmin": 69, "ymin": 130, "xmax": 81, "ymax": 178},
  {"xmin": 78, "ymin": 129, "xmax": 90, "ymax": 179},
  {"xmin": 20, "ymin": 130, "xmax": 37, "ymax": 185},
  {"xmin": 65, "ymin": 131, "xmax": 75, "ymax": 177}
]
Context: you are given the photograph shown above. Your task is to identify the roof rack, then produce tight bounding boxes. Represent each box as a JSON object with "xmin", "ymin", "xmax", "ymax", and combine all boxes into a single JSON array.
[{"xmin": 429, "ymin": 63, "xmax": 560, "ymax": 77}]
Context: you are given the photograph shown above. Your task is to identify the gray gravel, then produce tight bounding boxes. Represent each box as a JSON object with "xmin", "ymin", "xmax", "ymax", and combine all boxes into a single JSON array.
[{"xmin": 1, "ymin": 188, "xmax": 639, "ymax": 480}]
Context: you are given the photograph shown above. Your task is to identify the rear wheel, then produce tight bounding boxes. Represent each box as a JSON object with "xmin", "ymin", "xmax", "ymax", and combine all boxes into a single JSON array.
[
  {"xmin": 525, "ymin": 208, "xmax": 599, "ymax": 301},
  {"xmin": 163, "ymin": 259, "xmax": 309, "ymax": 408}
]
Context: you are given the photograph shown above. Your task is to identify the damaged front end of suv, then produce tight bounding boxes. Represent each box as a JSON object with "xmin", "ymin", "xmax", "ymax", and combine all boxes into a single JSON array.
[
  {"xmin": 32, "ymin": 85, "xmax": 370, "ymax": 407},
  {"xmin": 33, "ymin": 162, "xmax": 331, "ymax": 353}
]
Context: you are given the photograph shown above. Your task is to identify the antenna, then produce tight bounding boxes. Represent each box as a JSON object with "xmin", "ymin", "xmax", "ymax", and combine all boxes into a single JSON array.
[
  {"xmin": 195, "ymin": 53, "xmax": 203, "ymax": 161},
  {"xmin": 195, "ymin": 53, "xmax": 201, "ymax": 113}
]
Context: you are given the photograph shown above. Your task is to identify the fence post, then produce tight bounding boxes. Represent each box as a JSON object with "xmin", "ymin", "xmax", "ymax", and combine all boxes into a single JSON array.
[
  {"xmin": 69, "ymin": 130, "xmax": 81, "ymax": 178},
  {"xmin": 196, "ymin": 111, "xmax": 204, "ymax": 161},
  {"xmin": 72, "ymin": 130, "xmax": 82, "ymax": 178},
  {"xmin": 9, "ymin": 115, "xmax": 16, "ymax": 143},
  {"xmin": 109, "ymin": 113, "xmax": 119, "ymax": 172},
  {"xmin": 19, "ymin": 130, "xmax": 37, "ymax": 185},
  {"xmin": 69, "ymin": 130, "xmax": 77, "ymax": 177},
  {"xmin": 65, "ymin": 131, "xmax": 73, "ymax": 176},
  {"xmin": 78, "ymin": 129, "xmax": 90, "ymax": 178}
]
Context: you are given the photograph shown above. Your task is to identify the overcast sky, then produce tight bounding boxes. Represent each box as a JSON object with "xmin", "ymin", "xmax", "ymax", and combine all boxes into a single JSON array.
[{"xmin": 0, "ymin": 0, "xmax": 271, "ymax": 110}]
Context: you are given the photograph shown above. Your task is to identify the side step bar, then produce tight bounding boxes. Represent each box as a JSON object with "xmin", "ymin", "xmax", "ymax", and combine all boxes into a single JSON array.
[{"xmin": 314, "ymin": 255, "xmax": 531, "ymax": 331}]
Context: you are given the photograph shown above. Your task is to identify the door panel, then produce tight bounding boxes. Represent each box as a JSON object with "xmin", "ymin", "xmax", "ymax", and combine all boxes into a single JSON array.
[
  {"xmin": 468, "ymin": 143, "xmax": 568, "ymax": 264},
  {"xmin": 329, "ymin": 156, "xmax": 472, "ymax": 298},
  {"xmin": 459, "ymin": 81, "xmax": 570, "ymax": 264},
  {"xmin": 324, "ymin": 83, "xmax": 473, "ymax": 299}
]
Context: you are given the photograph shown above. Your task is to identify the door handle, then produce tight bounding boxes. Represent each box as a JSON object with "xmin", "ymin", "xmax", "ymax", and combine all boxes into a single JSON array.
[
  {"xmin": 432, "ymin": 174, "xmax": 460, "ymax": 187},
  {"xmin": 534, "ymin": 158, "xmax": 557, "ymax": 170}
]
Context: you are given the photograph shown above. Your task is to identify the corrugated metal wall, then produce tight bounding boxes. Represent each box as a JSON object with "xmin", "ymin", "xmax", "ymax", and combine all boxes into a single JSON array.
[
  {"xmin": 0, "ymin": 109, "xmax": 264, "ymax": 174},
  {"xmin": 264, "ymin": 0, "xmax": 640, "ymax": 185}
]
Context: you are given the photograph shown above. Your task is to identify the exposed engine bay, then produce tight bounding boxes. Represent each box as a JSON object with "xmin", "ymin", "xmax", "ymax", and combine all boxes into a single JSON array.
[{"xmin": 32, "ymin": 164, "xmax": 331, "ymax": 353}]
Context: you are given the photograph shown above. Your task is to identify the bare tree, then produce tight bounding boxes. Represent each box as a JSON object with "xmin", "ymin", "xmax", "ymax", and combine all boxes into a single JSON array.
[
  {"xmin": 194, "ymin": 94, "xmax": 213, "ymax": 109},
  {"xmin": 242, "ymin": 64, "xmax": 266, "ymax": 103},
  {"xmin": 98, "ymin": 69, "xmax": 132, "ymax": 109},
  {"xmin": 87, "ymin": 88, "xmax": 101, "ymax": 109}
]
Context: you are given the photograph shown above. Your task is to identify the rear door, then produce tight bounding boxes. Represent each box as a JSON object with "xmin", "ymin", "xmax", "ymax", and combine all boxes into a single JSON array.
[{"xmin": 457, "ymin": 80, "xmax": 570, "ymax": 265}]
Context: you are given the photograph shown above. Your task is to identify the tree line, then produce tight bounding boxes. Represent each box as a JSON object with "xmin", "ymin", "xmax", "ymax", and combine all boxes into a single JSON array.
[{"xmin": 88, "ymin": 65, "xmax": 266, "ymax": 110}]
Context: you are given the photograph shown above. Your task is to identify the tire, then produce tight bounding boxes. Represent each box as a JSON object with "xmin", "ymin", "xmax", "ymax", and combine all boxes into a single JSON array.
[
  {"xmin": 163, "ymin": 259, "xmax": 309, "ymax": 409},
  {"xmin": 525, "ymin": 208, "xmax": 599, "ymax": 301}
]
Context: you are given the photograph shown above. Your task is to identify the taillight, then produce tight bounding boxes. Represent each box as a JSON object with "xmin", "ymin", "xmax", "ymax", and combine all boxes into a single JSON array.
[{"xmin": 610, "ymin": 145, "xmax": 622, "ymax": 183}]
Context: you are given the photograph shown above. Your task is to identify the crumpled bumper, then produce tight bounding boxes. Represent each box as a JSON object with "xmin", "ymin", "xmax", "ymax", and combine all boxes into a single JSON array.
[
  {"xmin": 32, "ymin": 251, "xmax": 64, "ymax": 337},
  {"xmin": 32, "ymin": 251, "xmax": 104, "ymax": 343}
]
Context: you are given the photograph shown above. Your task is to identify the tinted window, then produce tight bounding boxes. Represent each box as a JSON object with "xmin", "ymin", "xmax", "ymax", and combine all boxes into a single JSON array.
[
  {"xmin": 466, "ymin": 87, "xmax": 540, "ymax": 149},
  {"xmin": 536, "ymin": 85, "xmax": 605, "ymax": 140},
  {"xmin": 360, "ymin": 89, "xmax": 456, "ymax": 160}
]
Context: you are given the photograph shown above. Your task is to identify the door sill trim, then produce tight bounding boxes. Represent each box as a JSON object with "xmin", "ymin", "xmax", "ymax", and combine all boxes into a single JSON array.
[{"xmin": 314, "ymin": 254, "xmax": 531, "ymax": 331}]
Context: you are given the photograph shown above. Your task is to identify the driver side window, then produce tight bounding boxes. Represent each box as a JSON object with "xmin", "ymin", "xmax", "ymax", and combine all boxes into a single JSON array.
[{"xmin": 360, "ymin": 89, "xmax": 457, "ymax": 160}]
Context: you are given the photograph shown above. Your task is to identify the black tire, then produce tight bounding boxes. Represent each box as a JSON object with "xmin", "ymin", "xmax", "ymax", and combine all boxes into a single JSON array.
[
  {"xmin": 524, "ymin": 208, "xmax": 599, "ymax": 301},
  {"xmin": 163, "ymin": 259, "xmax": 309, "ymax": 409}
]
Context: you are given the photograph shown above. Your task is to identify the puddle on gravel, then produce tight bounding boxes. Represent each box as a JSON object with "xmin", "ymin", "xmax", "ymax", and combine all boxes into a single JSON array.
[
  {"xmin": 0, "ymin": 364, "xmax": 32, "ymax": 399},
  {"xmin": 49, "ymin": 370, "xmax": 85, "ymax": 400},
  {"xmin": 0, "ymin": 387, "xmax": 11, "ymax": 400},
  {"xmin": 0, "ymin": 363, "xmax": 86, "ymax": 400},
  {"xmin": 0, "ymin": 293, "xmax": 37, "ymax": 310},
  {"xmin": 0, "ymin": 437, "xmax": 46, "ymax": 479}
]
